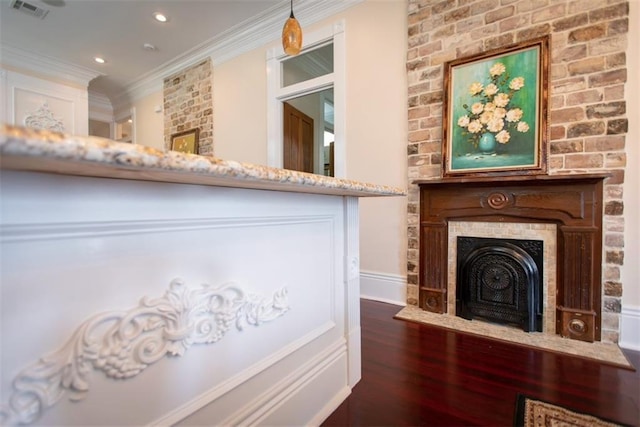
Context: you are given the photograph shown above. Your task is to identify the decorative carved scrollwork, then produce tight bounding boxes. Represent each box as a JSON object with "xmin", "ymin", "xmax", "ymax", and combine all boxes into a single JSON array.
[
  {"xmin": 0, "ymin": 279, "xmax": 289, "ymax": 426},
  {"xmin": 558, "ymin": 308, "xmax": 595, "ymax": 342},
  {"xmin": 23, "ymin": 102, "xmax": 65, "ymax": 132},
  {"xmin": 422, "ymin": 288, "xmax": 446, "ymax": 314},
  {"xmin": 426, "ymin": 296, "xmax": 438, "ymax": 309},
  {"xmin": 569, "ymin": 318, "xmax": 587, "ymax": 335},
  {"xmin": 485, "ymin": 191, "xmax": 512, "ymax": 210}
]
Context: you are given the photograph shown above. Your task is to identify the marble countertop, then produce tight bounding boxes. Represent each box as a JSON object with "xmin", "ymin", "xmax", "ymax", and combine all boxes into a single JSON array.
[{"xmin": 0, "ymin": 125, "xmax": 405, "ymax": 197}]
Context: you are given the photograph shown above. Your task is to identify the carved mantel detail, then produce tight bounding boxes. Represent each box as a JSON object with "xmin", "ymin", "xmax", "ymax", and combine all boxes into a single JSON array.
[
  {"xmin": 484, "ymin": 191, "xmax": 512, "ymax": 210},
  {"xmin": 0, "ymin": 279, "xmax": 289, "ymax": 426},
  {"xmin": 416, "ymin": 173, "xmax": 607, "ymax": 343}
]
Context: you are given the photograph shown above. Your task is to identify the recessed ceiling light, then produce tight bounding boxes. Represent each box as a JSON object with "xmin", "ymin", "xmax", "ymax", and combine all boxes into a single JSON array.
[
  {"xmin": 153, "ymin": 12, "xmax": 168, "ymax": 22},
  {"xmin": 94, "ymin": 57, "xmax": 106, "ymax": 64}
]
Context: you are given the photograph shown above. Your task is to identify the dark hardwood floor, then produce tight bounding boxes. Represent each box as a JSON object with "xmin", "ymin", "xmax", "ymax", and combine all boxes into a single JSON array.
[{"xmin": 322, "ymin": 299, "xmax": 640, "ymax": 427}]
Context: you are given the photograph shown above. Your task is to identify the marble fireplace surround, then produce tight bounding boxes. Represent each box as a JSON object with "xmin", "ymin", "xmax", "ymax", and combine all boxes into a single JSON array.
[{"xmin": 414, "ymin": 173, "xmax": 608, "ymax": 343}]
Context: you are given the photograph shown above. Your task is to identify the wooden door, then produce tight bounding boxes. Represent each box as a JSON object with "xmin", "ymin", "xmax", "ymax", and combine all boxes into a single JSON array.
[{"xmin": 283, "ymin": 102, "xmax": 314, "ymax": 173}]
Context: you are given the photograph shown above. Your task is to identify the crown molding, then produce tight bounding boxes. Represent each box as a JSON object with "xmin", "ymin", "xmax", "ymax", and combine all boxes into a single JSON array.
[
  {"xmin": 88, "ymin": 91, "xmax": 113, "ymax": 112},
  {"xmin": 88, "ymin": 91, "xmax": 114, "ymax": 122},
  {"xmin": 114, "ymin": 0, "xmax": 363, "ymax": 108},
  {"xmin": 0, "ymin": 44, "xmax": 103, "ymax": 87}
]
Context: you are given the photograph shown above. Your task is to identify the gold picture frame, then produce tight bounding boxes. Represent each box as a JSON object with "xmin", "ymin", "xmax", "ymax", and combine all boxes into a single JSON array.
[
  {"xmin": 442, "ymin": 36, "xmax": 549, "ymax": 177},
  {"xmin": 170, "ymin": 128, "xmax": 200, "ymax": 154}
]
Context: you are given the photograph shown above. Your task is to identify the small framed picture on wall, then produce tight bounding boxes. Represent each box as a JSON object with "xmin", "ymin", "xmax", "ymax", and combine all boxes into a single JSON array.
[{"xmin": 170, "ymin": 128, "xmax": 200, "ymax": 154}]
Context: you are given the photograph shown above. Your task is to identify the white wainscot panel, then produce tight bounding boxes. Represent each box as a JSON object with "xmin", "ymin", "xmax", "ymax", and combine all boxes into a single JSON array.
[
  {"xmin": 4, "ymin": 69, "xmax": 89, "ymax": 135},
  {"xmin": 0, "ymin": 172, "xmax": 349, "ymax": 426}
]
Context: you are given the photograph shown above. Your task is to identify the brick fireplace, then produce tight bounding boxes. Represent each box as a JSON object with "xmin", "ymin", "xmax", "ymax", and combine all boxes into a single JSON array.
[
  {"xmin": 416, "ymin": 173, "xmax": 607, "ymax": 342},
  {"xmin": 406, "ymin": 0, "xmax": 629, "ymax": 344}
]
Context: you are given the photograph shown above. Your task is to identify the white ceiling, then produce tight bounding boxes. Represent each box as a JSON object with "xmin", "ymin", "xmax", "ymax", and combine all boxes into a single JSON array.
[{"xmin": 0, "ymin": 0, "xmax": 285, "ymax": 100}]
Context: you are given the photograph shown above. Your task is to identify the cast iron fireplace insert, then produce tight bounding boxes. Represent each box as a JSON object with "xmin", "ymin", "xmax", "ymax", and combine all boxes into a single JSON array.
[{"xmin": 456, "ymin": 236, "xmax": 543, "ymax": 332}]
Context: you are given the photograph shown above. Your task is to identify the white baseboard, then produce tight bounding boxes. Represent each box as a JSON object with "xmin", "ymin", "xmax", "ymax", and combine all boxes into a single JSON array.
[
  {"xmin": 169, "ymin": 340, "xmax": 350, "ymax": 426},
  {"xmin": 223, "ymin": 341, "xmax": 348, "ymax": 426},
  {"xmin": 307, "ymin": 385, "xmax": 351, "ymax": 426},
  {"xmin": 360, "ymin": 271, "xmax": 406, "ymax": 306},
  {"xmin": 620, "ymin": 305, "xmax": 640, "ymax": 351}
]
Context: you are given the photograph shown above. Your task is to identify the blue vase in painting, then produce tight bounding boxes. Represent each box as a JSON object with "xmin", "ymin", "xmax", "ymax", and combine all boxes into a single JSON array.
[{"xmin": 478, "ymin": 132, "xmax": 497, "ymax": 154}]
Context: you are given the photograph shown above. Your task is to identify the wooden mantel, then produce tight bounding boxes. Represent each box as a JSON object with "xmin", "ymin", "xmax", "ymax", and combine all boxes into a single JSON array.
[{"xmin": 415, "ymin": 173, "xmax": 609, "ymax": 342}]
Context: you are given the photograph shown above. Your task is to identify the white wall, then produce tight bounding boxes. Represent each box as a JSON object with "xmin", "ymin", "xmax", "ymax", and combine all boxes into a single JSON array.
[
  {"xmin": 213, "ymin": 48, "xmax": 269, "ymax": 165},
  {"xmin": 620, "ymin": 0, "xmax": 640, "ymax": 349},
  {"xmin": 132, "ymin": 91, "xmax": 164, "ymax": 150},
  {"xmin": 213, "ymin": 0, "xmax": 408, "ymax": 303},
  {"xmin": 624, "ymin": 0, "xmax": 640, "ymax": 308},
  {"xmin": 339, "ymin": 1, "xmax": 407, "ymax": 298}
]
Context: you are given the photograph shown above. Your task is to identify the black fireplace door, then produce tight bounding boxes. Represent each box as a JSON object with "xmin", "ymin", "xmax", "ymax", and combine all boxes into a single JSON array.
[{"xmin": 456, "ymin": 237, "xmax": 543, "ymax": 332}]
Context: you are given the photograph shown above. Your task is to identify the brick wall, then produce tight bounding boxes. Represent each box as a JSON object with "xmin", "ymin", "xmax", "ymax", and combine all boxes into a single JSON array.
[
  {"xmin": 406, "ymin": 0, "xmax": 629, "ymax": 343},
  {"xmin": 163, "ymin": 59, "xmax": 213, "ymax": 154}
]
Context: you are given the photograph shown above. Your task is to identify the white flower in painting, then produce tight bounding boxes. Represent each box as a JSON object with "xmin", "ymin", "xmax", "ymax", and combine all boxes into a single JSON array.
[
  {"xmin": 467, "ymin": 120, "xmax": 483, "ymax": 133},
  {"xmin": 479, "ymin": 111, "xmax": 494, "ymax": 124},
  {"xmin": 496, "ymin": 130, "xmax": 511, "ymax": 144},
  {"xmin": 484, "ymin": 102, "xmax": 496, "ymax": 112},
  {"xmin": 490, "ymin": 62, "xmax": 506, "ymax": 77},
  {"xmin": 487, "ymin": 118, "xmax": 505, "ymax": 133},
  {"xmin": 494, "ymin": 93, "xmax": 510, "ymax": 107},
  {"xmin": 509, "ymin": 77, "xmax": 525, "ymax": 91},
  {"xmin": 493, "ymin": 107, "xmax": 507, "ymax": 120},
  {"xmin": 517, "ymin": 121, "xmax": 530, "ymax": 132},
  {"xmin": 484, "ymin": 83, "xmax": 499, "ymax": 97},
  {"xmin": 506, "ymin": 108, "xmax": 524, "ymax": 122},
  {"xmin": 469, "ymin": 82, "xmax": 484, "ymax": 95},
  {"xmin": 458, "ymin": 115, "xmax": 470, "ymax": 127},
  {"xmin": 471, "ymin": 102, "xmax": 484, "ymax": 114}
]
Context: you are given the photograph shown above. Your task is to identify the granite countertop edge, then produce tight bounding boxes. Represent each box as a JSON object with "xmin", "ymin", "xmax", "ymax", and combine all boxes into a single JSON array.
[{"xmin": 0, "ymin": 125, "xmax": 406, "ymax": 198}]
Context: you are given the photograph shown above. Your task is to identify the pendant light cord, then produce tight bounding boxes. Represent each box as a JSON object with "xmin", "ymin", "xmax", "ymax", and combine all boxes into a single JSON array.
[{"xmin": 290, "ymin": 0, "xmax": 295, "ymax": 19}]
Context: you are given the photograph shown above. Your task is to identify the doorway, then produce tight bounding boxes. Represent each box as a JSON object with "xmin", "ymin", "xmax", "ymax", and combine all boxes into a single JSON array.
[
  {"xmin": 267, "ymin": 22, "xmax": 345, "ymax": 177},
  {"xmin": 282, "ymin": 88, "xmax": 334, "ymax": 176},
  {"xmin": 283, "ymin": 102, "xmax": 314, "ymax": 173}
]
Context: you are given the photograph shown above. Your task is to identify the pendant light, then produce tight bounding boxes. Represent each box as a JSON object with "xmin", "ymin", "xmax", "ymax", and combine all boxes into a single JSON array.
[{"xmin": 282, "ymin": 0, "xmax": 302, "ymax": 56}]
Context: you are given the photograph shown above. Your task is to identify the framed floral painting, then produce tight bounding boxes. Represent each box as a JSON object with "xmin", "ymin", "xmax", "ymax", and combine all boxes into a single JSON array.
[
  {"xmin": 442, "ymin": 36, "xmax": 549, "ymax": 176},
  {"xmin": 171, "ymin": 128, "xmax": 200, "ymax": 154}
]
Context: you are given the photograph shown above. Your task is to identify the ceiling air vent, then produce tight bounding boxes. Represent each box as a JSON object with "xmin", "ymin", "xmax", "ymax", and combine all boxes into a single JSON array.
[{"xmin": 10, "ymin": 0, "xmax": 50, "ymax": 19}]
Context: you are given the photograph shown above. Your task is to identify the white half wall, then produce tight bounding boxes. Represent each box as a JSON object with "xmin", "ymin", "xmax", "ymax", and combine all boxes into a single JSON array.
[{"xmin": 0, "ymin": 170, "xmax": 361, "ymax": 426}]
